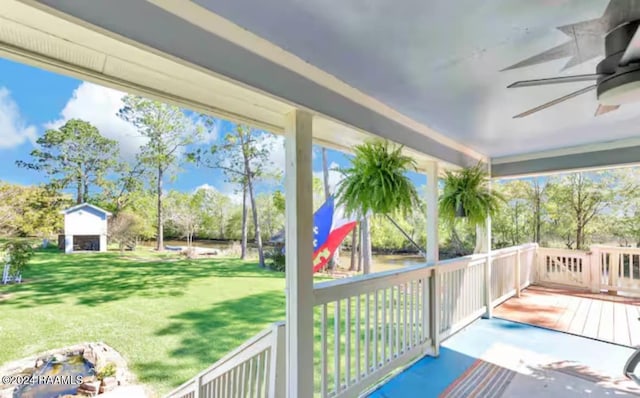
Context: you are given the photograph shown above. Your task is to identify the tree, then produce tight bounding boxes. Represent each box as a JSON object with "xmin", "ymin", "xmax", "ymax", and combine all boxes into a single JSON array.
[
  {"xmin": 191, "ymin": 124, "xmax": 275, "ymax": 267},
  {"xmin": 118, "ymin": 95, "xmax": 201, "ymax": 251},
  {"xmin": 336, "ymin": 140, "xmax": 419, "ymax": 274},
  {"xmin": 256, "ymin": 192, "xmax": 285, "ymax": 242},
  {"xmin": 16, "ymin": 119, "xmax": 120, "ymax": 204},
  {"xmin": 547, "ymin": 172, "xmax": 614, "ymax": 250},
  {"xmin": 16, "ymin": 186, "xmax": 69, "ymax": 240},
  {"xmin": 164, "ymin": 191, "xmax": 204, "ymax": 251},
  {"xmin": 197, "ymin": 187, "xmax": 234, "ymax": 239},
  {"xmin": 108, "ymin": 211, "xmax": 146, "ymax": 253}
]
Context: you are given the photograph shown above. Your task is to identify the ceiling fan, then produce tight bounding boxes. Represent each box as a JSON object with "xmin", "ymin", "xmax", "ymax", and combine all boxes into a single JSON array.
[{"xmin": 508, "ymin": 20, "xmax": 640, "ymax": 118}]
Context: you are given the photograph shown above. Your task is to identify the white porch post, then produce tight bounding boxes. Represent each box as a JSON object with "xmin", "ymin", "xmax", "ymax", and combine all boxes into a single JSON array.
[
  {"xmin": 425, "ymin": 161, "xmax": 440, "ymax": 356},
  {"xmin": 483, "ymin": 162, "xmax": 493, "ymax": 318},
  {"xmin": 425, "ymin": 161, "xmax": 439, "ymax": 264},
  {"xmin": 284, "ymin": 109, "xmax": 314, "ymax": 398}
]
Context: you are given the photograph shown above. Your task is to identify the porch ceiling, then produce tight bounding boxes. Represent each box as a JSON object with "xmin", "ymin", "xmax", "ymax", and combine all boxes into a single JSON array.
[{"xmin": 6, "ymin": 0, "xmax": 640, "ymax": 175}]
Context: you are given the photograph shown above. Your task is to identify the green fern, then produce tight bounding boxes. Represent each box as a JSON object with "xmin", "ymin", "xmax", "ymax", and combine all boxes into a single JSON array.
[
  {"xmin": 439, "ymin": 163, "xmax": 505, "ymax": 228},
  {"xmin": 336, "ymin": 140, "xmax": 419, "ymax": 218}
]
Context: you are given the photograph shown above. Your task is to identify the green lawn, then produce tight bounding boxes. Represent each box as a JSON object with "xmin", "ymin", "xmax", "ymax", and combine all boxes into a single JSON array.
[{"xmin": 0, "ymin": 248, "xmax": 286, "ymax": 396}]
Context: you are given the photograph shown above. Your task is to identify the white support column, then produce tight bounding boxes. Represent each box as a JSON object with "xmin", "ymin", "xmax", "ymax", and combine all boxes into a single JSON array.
[
  {"xmin": 425, "ymin": 161, "xmax": 439, "ymax": 264},
  {"xmin": 425, "ymin": 161, "xmax": 440, "ymax": 357},
  {"xmin": 483, "ymin": 162, "xmax": 493, "ymax": 319},
  {"xmin": 284, "ymin": 110, "xmax": 314, "ymax": 398}
]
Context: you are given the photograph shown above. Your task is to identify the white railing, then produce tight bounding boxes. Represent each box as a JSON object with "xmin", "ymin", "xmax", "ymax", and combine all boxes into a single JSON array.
[
  {"xmin": 311, "ymin": 243, "xmax": 536, "ymax": 397},
  {"xmin": 438, "ymin": 255, "xmax": 486, "ymax": 340},
  {"xmin": 166, "ymin": 322, "xmax": 285, "ymax": 398},
  {"xmin": 313, "ymin": 263, "xmax": 435, "ymax": 398},
  {"xmin": 536, "ymin": 247, "xmax": 590, "ymax": 288},
  {"xmin": 166, "ymin": 243, "xmax": 539, "ymax": 398},
  {"xmin": 593, "ymin": 245, "xmax": 640, "ymax": 295}
]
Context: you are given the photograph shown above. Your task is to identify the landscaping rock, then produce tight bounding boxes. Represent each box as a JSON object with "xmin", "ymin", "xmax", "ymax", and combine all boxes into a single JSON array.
[
  {"xmin": 0, "ymin": 342, "xmax": 139, "ymax": 398},
  {"xmin": 100, "ymin": 376, "xmax": 118, "ymax": 393},
  {"xmin": 77, "ymin": 378, "xmax": 101, "ymax": 396}
]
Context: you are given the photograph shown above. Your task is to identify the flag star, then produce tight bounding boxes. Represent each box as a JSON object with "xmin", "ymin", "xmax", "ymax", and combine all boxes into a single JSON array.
[
  {"xmin": 313, "ymin": 239, "xmax": 318, "ymax": 247},
  {"xmin": 313, "ymin": 226, "xmax": 319, "ymax": 235}
]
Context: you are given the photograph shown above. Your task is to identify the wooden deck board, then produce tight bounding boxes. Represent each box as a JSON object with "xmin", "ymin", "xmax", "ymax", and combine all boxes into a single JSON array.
[{"xmin": 494, "ymin": 285, "xmax": 640, "ymax": 347}]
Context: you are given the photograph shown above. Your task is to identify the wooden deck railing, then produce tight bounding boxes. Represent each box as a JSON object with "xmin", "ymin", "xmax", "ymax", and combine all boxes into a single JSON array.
[
  {"xmin": 166, "ymin": 243, "xmax": 539, "ymax": 398},
  {"xmin": 533, "ymin": 245, "xmax": 640, "ymax": 295}
]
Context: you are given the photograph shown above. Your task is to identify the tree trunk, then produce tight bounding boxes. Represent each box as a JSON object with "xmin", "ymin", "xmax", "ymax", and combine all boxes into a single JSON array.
[
  {"xmin": 241, "ymin": 182, "xmax": 248, "ymax": 260},
  {"xmin": 450, "ymin": 226, "xmax": 464, "ymax": 256},
  {"xmin": 76, "ymin": 176, "xmax": 83, "ymax": 204},
  {"xmin": 357, "ymin": 224, "xmax": 362, "ymax": 272},
  {"xmin": 156, "ymin": 166, "xmax": 164, "ymax": 252},
  {"xmin": 349, "ymin": 225, "xmax": 358, "ymax": 271},
  {"xmin": 361, "ymin": 216, "xmax": 372, "ymax": 274},
  {"xmin": 83, "ymin": 180, "xmax": 89, "ymax": 204},
  {"xmin": 246, "ymin": 171, "xmax": 265, "ymax": 268}
]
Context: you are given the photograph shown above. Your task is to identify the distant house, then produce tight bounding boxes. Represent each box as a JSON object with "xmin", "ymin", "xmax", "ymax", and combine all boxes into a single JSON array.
[{"xmin": 59, "ymin": 203, "xmax": 111, "ymax": 254}]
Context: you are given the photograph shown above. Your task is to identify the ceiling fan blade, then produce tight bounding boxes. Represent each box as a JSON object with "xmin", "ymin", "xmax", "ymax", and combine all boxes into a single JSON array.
[
  {"xmin": 513, "ymin": 85, "xmax": 596, "ymax": 118},
  {"xmin": 594, "ymin": 104, "xmax": 620, "ymax": 116},
  {"xmin": 620, "ymin": 25, "xmax": 640, "ymax": 66},
  {"xmin": 507, "ymin": 74, "xmax": 602, "ymax": 88}
]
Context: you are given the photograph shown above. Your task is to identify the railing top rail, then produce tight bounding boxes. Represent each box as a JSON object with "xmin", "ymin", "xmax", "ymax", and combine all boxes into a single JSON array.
[
  {"xmin": 591, "ymin": 245, "xmax": 640, "ymax": 253},
  {"xmin": 313, "ymin": 243, "xmax": 538, "ymax": 306},
  {"xmin": 538, "ymin": 247, "xmax": 589, "ymax": 255},
  {"xmin": 313, "ymin": 262, "xmax": 435, "ymax": 305}
]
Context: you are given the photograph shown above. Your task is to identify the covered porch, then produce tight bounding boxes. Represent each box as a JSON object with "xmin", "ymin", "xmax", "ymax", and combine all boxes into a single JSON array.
[{"xmin": 3, "ymin": 1, "xmax": 640, "ymax": 397}]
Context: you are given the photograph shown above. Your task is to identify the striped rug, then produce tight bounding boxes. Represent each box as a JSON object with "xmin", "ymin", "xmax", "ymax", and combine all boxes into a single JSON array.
[{"xmin": 439, "ymin": 360, "xmax": 515, "ymax": 398}]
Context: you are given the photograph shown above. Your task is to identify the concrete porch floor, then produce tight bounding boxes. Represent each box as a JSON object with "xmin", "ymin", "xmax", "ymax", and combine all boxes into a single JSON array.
[{"xmin": 367, "ymin": 296, "xmax": 640, "ymax": 397}]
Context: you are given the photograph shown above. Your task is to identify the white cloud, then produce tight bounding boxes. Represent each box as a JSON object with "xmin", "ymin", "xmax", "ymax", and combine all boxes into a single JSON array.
[
  {"xmin": 194, "ymin": 183, "xmax": 217, "ymax": 193},
  {"xmin": 220, "ymin": 182, "xmax": 243, "ymax": 205},
  {"xmin": 0, "ymin": 87, "xmax": 37, "ymax": 149},
  {"xmin": 45, "ymin": 82, "xmax": 144, "ymax": 159},
  {"xmin": 253, "ymin": 133, "xmax": 285, "ymax": 176}
]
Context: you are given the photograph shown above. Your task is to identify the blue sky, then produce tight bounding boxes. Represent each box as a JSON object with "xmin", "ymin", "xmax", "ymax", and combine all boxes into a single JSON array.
[{"xmin": 0, "ymin": 58, "xmax": 426, "ymax": 199}]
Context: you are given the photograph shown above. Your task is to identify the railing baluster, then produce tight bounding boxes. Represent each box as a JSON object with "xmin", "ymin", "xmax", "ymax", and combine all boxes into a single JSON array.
[
  {"xmin": 345, "ymin": 296, "xmax": 351, "ymax": 387},
  {"xmin": 396, "ymin": 285, "xmax": 400, "ymax": 355},
  {"xmin": 321, "ymin": 304, "xmax": 328, "ymax": 397},
  {"xmin": 381, "ymin": 288, "xmax": 387, "ymax": 363},
  {"xmin": 355, "ymin": 294, "xmax": 361, "ymax": 383},
  {"xmin": 334, "ymin": 299, "xmax": 341, "ymax": 394},
  {"xmin": 403, "ymin": 282, "xmax": 408, "ymax": 352},
  {"xmin": 389, "ymin": 287, "xmax": 394, "ymax": 357},
  {"xmin": 365, "ymin": 292, "xmax": 370, "ymax": 373},
  {"xmin": 374, "ymin": 289, "xmax": 379, "ymax": 368}
]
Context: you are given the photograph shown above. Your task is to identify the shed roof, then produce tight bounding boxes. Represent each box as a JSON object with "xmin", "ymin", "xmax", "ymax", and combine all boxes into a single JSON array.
[{"xmin": 60, "ymin": 203, "xmax": 112, "ymax": 216}]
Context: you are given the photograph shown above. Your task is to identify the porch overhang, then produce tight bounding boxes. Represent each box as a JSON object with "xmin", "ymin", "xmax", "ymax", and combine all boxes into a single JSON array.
[{"xmin": 2, "ymin": 0, "xmax": 486, "ymax": 172}]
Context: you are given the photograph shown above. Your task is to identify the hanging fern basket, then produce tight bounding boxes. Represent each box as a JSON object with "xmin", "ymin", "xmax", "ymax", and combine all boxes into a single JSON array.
[{"xmin": 455, "ymin": 201, "xmax": 466, "ymax": 218}]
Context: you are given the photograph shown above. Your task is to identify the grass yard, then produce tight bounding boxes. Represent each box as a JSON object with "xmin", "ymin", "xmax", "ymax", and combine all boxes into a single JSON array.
[{"xmin": 0, "ymin": 248, "xmax": 286, "ymax": 396}]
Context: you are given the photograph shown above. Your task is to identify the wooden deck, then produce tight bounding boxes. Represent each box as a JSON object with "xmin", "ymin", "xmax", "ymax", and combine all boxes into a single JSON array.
[{"xmin": 494, "ymin": 285, "xmax": 640, "ymax": 347}]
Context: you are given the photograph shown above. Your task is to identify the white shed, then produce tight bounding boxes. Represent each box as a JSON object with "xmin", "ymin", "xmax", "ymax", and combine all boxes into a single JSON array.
[{"xmin": 60, "ymin": 203, "xmax": 111, "ymax": 254}]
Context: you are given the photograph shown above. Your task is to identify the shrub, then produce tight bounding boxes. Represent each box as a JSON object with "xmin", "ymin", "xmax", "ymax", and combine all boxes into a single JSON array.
[
  {"xmin": 266, "ymin": 246, "xmax": 285, "ymax": 272},
  {"xmin": 96, "ymin": 362, "xmax": 117, "ymax": 380},
  {"xmin": 2, "ymin": 240, "xmax": 35, "ymax": 277}
]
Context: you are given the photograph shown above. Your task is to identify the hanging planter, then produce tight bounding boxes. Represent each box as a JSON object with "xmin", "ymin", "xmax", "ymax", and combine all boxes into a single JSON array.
[
  {"xmin": 335, "ymin": 139, "xmax": 419, "ymax": 218},
  {"xmin": 439, "ymin": 163, "xmax": 504, "ymax": 228},
  {"xmin": 455, "ymin": 201, "xmax": 467, "ymax": 218}
]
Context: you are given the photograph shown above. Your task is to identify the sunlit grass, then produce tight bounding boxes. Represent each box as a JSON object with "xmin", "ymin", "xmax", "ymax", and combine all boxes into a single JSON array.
[{"xmin": 0, "ymin": 248, "xmax": 286, "ymax": 396}]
